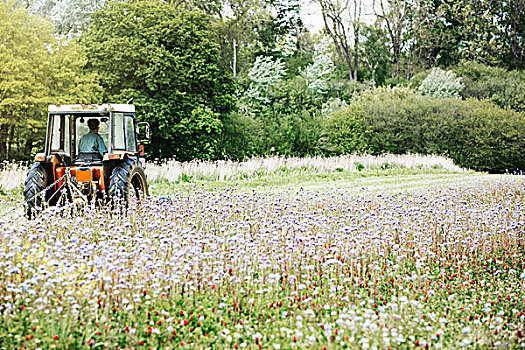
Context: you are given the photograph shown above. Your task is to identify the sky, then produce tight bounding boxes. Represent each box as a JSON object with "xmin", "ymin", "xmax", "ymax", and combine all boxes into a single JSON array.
[{"xmin": 299, "ymin": 0, "xmax": 378, "ymax": 33}]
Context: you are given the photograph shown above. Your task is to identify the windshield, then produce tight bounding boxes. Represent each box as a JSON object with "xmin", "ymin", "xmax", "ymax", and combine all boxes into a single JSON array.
[{"xmin": 75, "ymin": 116, "xmax": 109, "ymax": 154}]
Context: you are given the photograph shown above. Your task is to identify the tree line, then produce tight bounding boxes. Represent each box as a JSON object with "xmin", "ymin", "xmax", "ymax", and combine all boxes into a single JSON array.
[{"xmin": 1, "ymin": 0, "xmax": 524, "ymax": 172}]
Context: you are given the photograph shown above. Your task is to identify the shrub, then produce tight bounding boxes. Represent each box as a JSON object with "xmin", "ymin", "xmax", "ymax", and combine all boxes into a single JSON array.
[
  {"xmin": 322, "ymin": 103, "xmax": 370, "ymax": 155},
  {"xmin": 418, "ymin": 67, "xmax": 464, "ymax": 98},
  {"xmin": 219, "ymin": 108, "xmax": 323, "ymax": 160},
  {"xmin": 175, "ymin": 106, "xmax": 223, "ymax": 161},
  {"xmin": 219, "ymin": 111, "xmax": 267, "ymax": 160},
  {"xmin": 324, "ymin": 88, "xmax": 525, "ymax": 173},
  {"xmin": 454, "ymin": 60, "xmax": 525, "ymax": 112}
]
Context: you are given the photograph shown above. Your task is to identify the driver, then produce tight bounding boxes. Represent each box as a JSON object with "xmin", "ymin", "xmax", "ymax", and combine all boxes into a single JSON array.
[{"xmin": 78, "ymin": 119, "xmax": 107, "ymax": 158}]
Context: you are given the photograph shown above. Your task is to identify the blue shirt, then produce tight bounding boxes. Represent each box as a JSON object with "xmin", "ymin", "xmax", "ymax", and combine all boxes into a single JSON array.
[{"xmin": 78, "ymin": 131, "xmax": 107, "ymax": 157}]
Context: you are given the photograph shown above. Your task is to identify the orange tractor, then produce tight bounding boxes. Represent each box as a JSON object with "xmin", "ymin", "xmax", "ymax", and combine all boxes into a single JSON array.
[{"xmin": 24, "ymin": 104, "xmax": 150, "ymax": 218}]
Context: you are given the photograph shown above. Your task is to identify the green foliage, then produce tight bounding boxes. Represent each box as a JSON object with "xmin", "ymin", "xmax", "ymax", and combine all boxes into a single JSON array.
[
  {"xmin": 323, "ymin": 103, "xmax": 369, "ymax": 155},
  {"xmin": 0, "ymin": 1, "xmax": 101, "ymax": 161},
  {"xmin": 270, "ymin": 76, "xmax": 317, "ymax": 114},
  {"xmin": 220, "ymin": 108, "xmax": 323, "ymax": 160},
  {"xmin": 359, "ymin": 24, "xmax": 391, "ymax": 85},
  {"xmin": 175, "ymin": 107, "xmax": 223, "ymax": 160},
  {"xmin": 220, "ymin": 111, "xmax": 266, "ymax": 159},
  {"xmin": 454, "ymin": 61, "xmax": 525, "ymax": 113},
  {"xmin": 81, "ymin": 0, "xmax": 235, "ymax": 161},
  {"xmin": 408, "ymin": 70, "xmax": 429, "ymax": 89},
  {"xmin": 418, "ymin": 67, "xmax": 464, "ymax": 98},
  {"xmin": 222, "ymin": 72, "xmax": 326, "ymax": 159},
  {"xmin": 273, "ymin": 112, "xmax": 322, "ymax": 156},
  {"xmin": 324, "ymin": 88, "xmax": 525, "ymax": 173},
  {"xmin": 251, "ymin": 0, "xmax": 305, "ymax": 58},
  {"xmin": 451, "ymin": 0, "xmax": 525, "ymax": 70}
]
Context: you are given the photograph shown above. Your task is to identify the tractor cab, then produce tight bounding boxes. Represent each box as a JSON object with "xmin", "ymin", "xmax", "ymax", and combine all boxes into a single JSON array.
[
  {"xmin": 24, "ymin": 104, "xmax": 151, "ymax": 218},
  {"xmin": 40, "ymin": 104, "xmax": 149, "ymax": 165}
]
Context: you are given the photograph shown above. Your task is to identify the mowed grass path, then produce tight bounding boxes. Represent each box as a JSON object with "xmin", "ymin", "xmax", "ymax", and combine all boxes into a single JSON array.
[{"xmin": 0, "ymin": 171, "xmax": 518, "ymax": 224}]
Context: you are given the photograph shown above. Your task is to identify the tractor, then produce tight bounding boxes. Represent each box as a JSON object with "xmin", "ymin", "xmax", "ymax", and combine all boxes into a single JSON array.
[{"xmin": 24, "ymin": 104, "xmax": 150, "ymax": 218}]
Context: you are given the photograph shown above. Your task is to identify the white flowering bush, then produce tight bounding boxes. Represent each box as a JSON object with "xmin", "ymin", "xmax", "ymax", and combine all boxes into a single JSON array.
[
  {"xmin": 419, "ymin": 67, "xmax": 464, "ymax": 98},
  {"xmin": 300, "ymin": 41, "xmax": 336, "ymax": 93},
  {"xmin": 245, "ymin": 56, "xmax": 287, "ymax": 104}
]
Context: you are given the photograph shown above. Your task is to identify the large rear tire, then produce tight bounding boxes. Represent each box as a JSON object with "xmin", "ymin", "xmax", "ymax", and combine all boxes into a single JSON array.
[
  {"xmin": 23, "ymin": 163, "xmax": 50, "ymax": 219},
  {"xmin": 108, "ymin": 159, "xmax": 148, "ymax": 206}
]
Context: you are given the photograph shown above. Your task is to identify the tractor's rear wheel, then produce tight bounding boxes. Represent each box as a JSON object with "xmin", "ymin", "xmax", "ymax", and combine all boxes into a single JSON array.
[
  {"xmin": 108, "ymin": 159, "xmax": 148, "ymax": 206},
  {"xmin": 24, "ymin": 162, "xmax": 50, "ymax": 219}
]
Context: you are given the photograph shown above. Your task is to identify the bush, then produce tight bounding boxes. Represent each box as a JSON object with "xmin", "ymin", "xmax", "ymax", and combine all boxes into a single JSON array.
[
  {"xmin": 322, "ymin": 103, "xmax": 369, "ymax": 155},
  {"xmin": 454, "ymin": 60, "xmax": 525, "ymax": 112},
  {"xmin": 219, "ymin": 111, "xmax": 267, "ymax": 160},
  {"xmin": 324, "ymin": 88, "xmax": 525, "ymax": 173},
  {"xmin": 219, "ymin": 108, "xmax": 323, "ymax": 160},
  {"xmin": 175, "ymin": 107, "xmax": 223, "ymax": 161},
  {"xmin": 418, "ymin": 67, "xmax": 464, "ymax": 98}
]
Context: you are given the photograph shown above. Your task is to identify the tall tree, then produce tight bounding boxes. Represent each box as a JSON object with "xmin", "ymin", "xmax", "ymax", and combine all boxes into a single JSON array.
[
  {"xmin": 16, "ymin": 0, "xmax": 108, "ymax": 37},
  {"xmin": 373, "ymin": 0, "xmax": 410, "ymax": 79},
  {"xmin": 314, "ymin": 0, "xmax": 363, "ymax": 81},
  {"xmin": 360, "ymin": 23, "xmax": 391, "ymax": 84},
  {"xmin": 252, "ymin": 0, "xmax": 306, "ymax": 57},
  {"xmin": 405, "ymin": 0, "xmax": 462, "ymax": 70},
  {"xmin": 81, "ymin": 0, "xmax": 236, "ymax": 160},
  {"xmin": 505, "ymin": 0, "xmax": 525, "ymax": 69},
  {"xmin": 217, "ymin": 0, "xmax": 272, "ymax": 77},
  {"xmin": 453, "ymin": 0, "xmax": 525, "ymax": 69},
  {"xmin": 171, "ymin": 0, "xmax": 223, "ymax": 17},
  {"xmin": 0, "ymin": 1, "xmax": 100, "ymax": 160}
]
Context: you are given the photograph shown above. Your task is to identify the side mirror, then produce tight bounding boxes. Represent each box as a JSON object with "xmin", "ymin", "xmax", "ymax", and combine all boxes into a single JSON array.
[{"xmin": 137, "ymin": 122, "xmax": 151, "ymax": 143}]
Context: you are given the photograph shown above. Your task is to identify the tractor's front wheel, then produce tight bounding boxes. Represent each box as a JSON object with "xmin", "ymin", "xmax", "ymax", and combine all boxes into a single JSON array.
[
  {"xmin": 23, "ymin": 162, "xmax": 50, "ymax": 219},
  {"xmin": 108, "ymin": 159, "xmax": 148, "ymax": 206}
]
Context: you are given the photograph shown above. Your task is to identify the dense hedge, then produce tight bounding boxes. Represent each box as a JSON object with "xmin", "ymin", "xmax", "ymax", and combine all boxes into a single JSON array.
[
  {"xmin": 454, "ymin": 61, "xmax": 525, "ymax": 113},
  {"xmin": 219, "ymin": 110, "xmax": 323, "ymax": 160},
  {"xmin": 325, "ymin": 88, "xmax": 525, "ymax": 173}
]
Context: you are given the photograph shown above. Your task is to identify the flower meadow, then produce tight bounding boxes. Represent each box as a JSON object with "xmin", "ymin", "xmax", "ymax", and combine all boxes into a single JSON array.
[{"xmin": 0, "ymin": 176, "xmax": 524, "ymax": 349}]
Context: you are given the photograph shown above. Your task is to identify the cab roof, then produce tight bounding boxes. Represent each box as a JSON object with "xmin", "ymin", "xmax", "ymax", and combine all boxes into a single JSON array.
[{"xmin": 48, "ymin": 104, "xmax": 135, "ymax": 114}]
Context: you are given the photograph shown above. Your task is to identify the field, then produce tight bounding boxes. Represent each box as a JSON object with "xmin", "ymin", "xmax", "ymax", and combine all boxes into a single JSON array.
[{"xmin": 0, "ymin": 155, "xmax": 524, "ymax": 349}]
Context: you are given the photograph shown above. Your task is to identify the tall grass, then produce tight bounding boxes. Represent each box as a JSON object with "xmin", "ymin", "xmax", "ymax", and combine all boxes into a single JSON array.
[
  {"xmin": 0, "ymin": 154, "xmax": 465, "ymax": 192},
  {"xmin": 0, "ymin": 161, "xmax": 27, "ymax": 192},
  {"xmin": 146, "ymin": 154, "xmax": 465, "ymax": 183}
]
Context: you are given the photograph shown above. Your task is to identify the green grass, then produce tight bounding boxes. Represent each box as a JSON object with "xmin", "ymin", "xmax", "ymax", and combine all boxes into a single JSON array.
[
  {"xmin": 148, "ymin": 166, "xmax": 479, "ymax": 195},
  {"xmin": 0, "ymin": 167, "xmax": 494, "ymax": 218}
]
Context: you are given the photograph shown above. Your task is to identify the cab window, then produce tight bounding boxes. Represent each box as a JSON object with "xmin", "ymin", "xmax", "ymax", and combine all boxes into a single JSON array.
[
  {"xmin": 112, "ymin": 113, "xmax": 137, "ymax": 152},
  {"xmin": 125, "ymin": 116, "xmax": 137, "ymax": 152},
  {"xmin": 113, "ymin": 113, "xmax": 125, "ymax": 150},
  {"xmin": 50, "ymin": 114, "xmax": 71, "ymax": 155}
]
